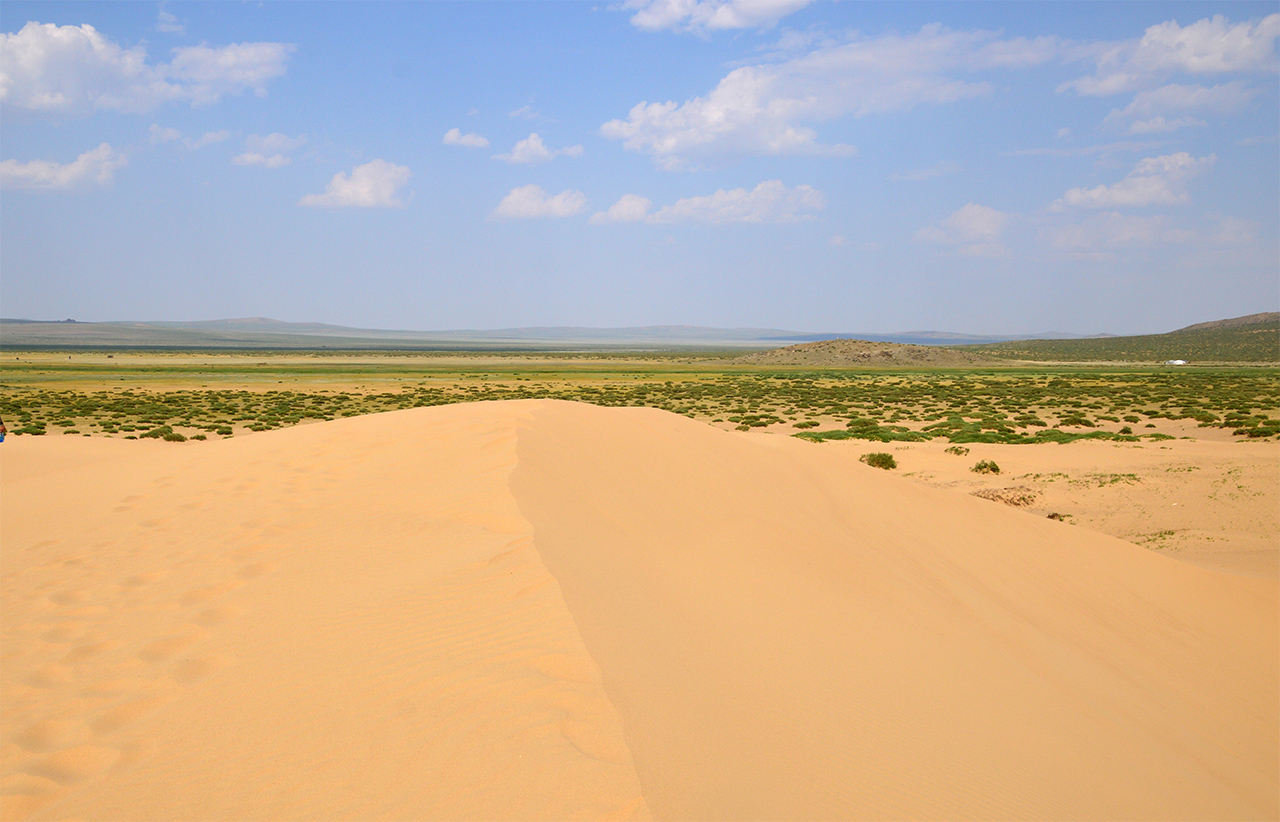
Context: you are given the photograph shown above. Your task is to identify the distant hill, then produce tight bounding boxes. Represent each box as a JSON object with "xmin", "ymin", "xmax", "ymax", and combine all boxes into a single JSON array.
[
  {"xmin": 965, "ymin": 313, "xmax": 1279, "ymax": 364},
  {"xmin": 0, "ymin": 318, "xmax": 1109, "ymax": 352},
  {"xmin": 735, "ymin": 338, "xmax": 995, "ymax": 367},
  {"xmin": 1172, "ymin": 312, "xmax": 1280, "ymax": 333}
]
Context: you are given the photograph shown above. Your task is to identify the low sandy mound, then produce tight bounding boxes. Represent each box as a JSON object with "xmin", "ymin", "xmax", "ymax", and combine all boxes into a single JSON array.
[
  {"xmin": 1, "ymin": 401, "xmax": 1276, "ymax": 820},
  {"xmin": 735, "ymin": 338, "xmax": 991, "ymax": 366}
]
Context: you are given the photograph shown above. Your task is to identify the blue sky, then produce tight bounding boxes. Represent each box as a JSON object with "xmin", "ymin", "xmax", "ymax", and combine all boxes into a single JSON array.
[{"xmin": 1, "ymin": 1, "xmax": 1277, "ymax": 335}]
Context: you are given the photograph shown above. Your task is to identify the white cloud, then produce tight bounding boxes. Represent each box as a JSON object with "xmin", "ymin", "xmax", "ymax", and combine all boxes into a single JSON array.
[
  {"xmin": 149, "ymin": 125, "xmax": 231, "ymax": 148},
  {"xmin": 625, "ymin": 0, "xmax": 812, "ymax": 33},
  {"xmin": 156, "ymin": 5, "xmax": 185, "ymax": 35},
  {"xmin": 602, "ymin": 23, "xmax": 1061, "ymax": 168},
  {"xmin": 246, "ymin": 132, "xmax": 306, "ymax": 153},
  {"xmin": 299, "ymin": 159, "xmax": 411, "ymax": 208},
  {"xmin": 0, "ymin": 22, "xmax": 294, "ymax": 115},
  {"xmin": 1010, "ymin": 140, "xmax": 1164, "ymax": 158},
  {"xmin": 1063, "ymin": 14, "xmax": 1280, "ymax": 96},
  {"xmin": 590, "ymin": 194, "xmax": 653, "ymax": 224},
  {"xmin": 232, "ymin": 152, "xmax": 290, "ymax": 168},
  {"xmin": 508, "ymin": 105, "xmax": 541, "ymax": 120},
  {"xmin": 648, "ymin": 180, "xmax": 823, "ymax": 223},
  {"xmin": 1054, "ymin": 152, "xmax": 1214, "ymax": 209},
  {"xmin": 0, "ymin": 143, "xmax": 125, "ymax": 189},
  {"xmin": 1101, "ymin": 81, "xmax": 1258, "ymax": 133},
  {"xmin": 915, "ymin": 203, "xmax": 1009, "ymax": 257},
  {"xmin": 148, "ymin": 123, "xmax": 181, "ymax": 144},
  {"xmin": 1041, "ymin": 212, "xmax": 1195, "ymax": 254},
  {"xmin": 828, "ymin": 233, "xmax": 846, "ymax": 246},
  {"xmin": 186, "ymin": 129, "xmax": 229, "ymax": 149},
  {"xmin": 443, "ymin": 128, "xmax": 490, "ymax": 148},
  {"xmin": 233, "ymin": 133, "xmax": 305, "ymax": 168},
  {"xmin": 492, "ymin": 133, "xmax": 583, "ymax": 164},
  {"xmin": 490, "ymin": 184, "xmax": 588, "ymax": 219},
  {"xmin": 1210, "ymin": 216, "xmax": 1257, "ymax": 245}
]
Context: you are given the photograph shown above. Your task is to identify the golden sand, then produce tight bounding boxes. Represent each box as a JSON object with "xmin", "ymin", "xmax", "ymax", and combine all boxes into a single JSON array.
[{"xmin": 2, "ymin": 401, "xmax": 1275, "ymax": 820}]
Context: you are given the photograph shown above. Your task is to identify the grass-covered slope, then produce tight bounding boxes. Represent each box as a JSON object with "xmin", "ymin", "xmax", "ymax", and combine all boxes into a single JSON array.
[{"xmin": 966, "ymin": 313, "xmax": 1279, "ymax": 363}]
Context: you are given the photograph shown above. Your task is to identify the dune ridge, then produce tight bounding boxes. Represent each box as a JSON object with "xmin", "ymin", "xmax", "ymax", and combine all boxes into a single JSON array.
[{"xmin": 2, "ymin": 400, "xmax": 1275, "ymax": 820}]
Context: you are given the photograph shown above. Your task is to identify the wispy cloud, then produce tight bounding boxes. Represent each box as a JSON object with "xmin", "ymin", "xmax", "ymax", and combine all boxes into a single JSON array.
[
  {"xmin": 0, "ymin": 143, "xmax": 126, "ymax": 189},
  {"xmin": 1052, "ymin": 152, "xmax": 1214, "ymax": 210},
  {"xmin": 0, "ymin": 22, "xmax": 295, "ymax": 115},
  {"xmin": 492, "ymin": 133, "xmax": 582, "ymax": 164},
  {"xmin": 490, "ymin": 184, "xmax": 587, "ymax": 219},
  {"xmin": 915, "ymin": 203, "xmax": 1009, "ymax": 257},
  {"xmin": 602, "ymin": 23, "xmax": 1062, "ymax": 168},
  {"xmin": 624, "ymin": 0, "xmax": 812, "ymax": 33},
  {"xmin": 443, "ymin": 128, "xmax": 489, "ymax": 148},
  {"xmin": 299, "ymin": 159, "xmax": 411, "ymax": 208}
]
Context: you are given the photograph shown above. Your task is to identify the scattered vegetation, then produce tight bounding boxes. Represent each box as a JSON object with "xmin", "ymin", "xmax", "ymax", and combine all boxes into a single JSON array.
[
  {"xmin": 0, "ymin": 354, "xmax": 1275, "ymax": 448},
  {"xmin": 972, "ymin": 486, "xmax": 1037, "ymax": 507},
  {"xmin": 859, "ymin": 452, "xmax": 897, "ymax": 470},
  {"xmin": 971, "ymin": 460, "xmax": 1001, "ymax": 475}
]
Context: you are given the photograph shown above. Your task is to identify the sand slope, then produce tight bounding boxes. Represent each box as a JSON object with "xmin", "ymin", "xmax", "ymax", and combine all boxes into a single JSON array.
[{"xmin": 2, "ymin": 401, "xmax": 1276, "ymax": 820}]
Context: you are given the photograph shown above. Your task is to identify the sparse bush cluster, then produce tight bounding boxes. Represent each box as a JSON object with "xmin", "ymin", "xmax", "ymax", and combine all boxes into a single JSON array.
[
  {"xmin": 860, "ymin": 452, "xmax": 897, "ymax": 470},
  {"xmin": 971, "ymin": 460, "xmax": 1001, "ymax": 475}
]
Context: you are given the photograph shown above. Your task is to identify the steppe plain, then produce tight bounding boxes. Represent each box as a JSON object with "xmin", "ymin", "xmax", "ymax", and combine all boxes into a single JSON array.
[{"xmin": 1, "ymin": 349, "xmax": 1276, "ymax": 819}]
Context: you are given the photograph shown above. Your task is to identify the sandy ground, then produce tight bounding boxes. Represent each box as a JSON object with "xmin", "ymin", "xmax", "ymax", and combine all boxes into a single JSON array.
[
  {"xmin": 1, "ymin": 400, "xmax": 1275, "ymax": 820},
  {"xmin": 818, "ymin": 437, "xmax": 1279, "ymax": 579}
]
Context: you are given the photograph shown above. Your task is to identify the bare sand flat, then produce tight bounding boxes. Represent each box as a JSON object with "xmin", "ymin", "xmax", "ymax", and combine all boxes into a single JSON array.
[
  {"xmin": 820, "ymin": 437, "xmax": 1280, "ymax": 579},
  {"xmin": 2, "ymin": 401, "xmax": 1276, "ymax": 820}
]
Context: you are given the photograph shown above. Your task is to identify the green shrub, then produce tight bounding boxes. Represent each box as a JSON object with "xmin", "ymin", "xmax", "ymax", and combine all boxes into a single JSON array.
[
  {"xmin": 860, "ymin": 452, "xmax": 897, "ymax": 470},
  {"xmin": 971, "ymin": 459, "xmax": 1000, "ymax": 474},
  {"xmin": 162, "ymin": 431, "xmax": 187, "ymax": 442},
  {"xmin": 1119, "ymin": 426, "xmax": 1133, "ymax": 434},
  {"xmin": 944, "ymin": 445, "xmax": 969, "ymax": 456}
]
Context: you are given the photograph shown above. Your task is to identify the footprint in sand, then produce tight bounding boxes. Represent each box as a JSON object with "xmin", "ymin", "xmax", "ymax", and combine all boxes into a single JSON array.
[
  {"xmin": 192, "ymin": 605, "xmax": 237, "ymax": 627},
  {"xmin": 29, "ymin": 745, "xmax": 120, "ymax": 784},
  {"xmin": 137, "ymin": 631, "xmax": 206, "ymax": 663},
  {"xmin": 91, "ymin": 695, "xmax": 173, "ymax": 735},
  {"xmin": 178, "ymin": 582, "xmax": 241, "ymax": 607},
  {"xmin": 63, "ymin": 640, "xmax": 120, "ymax": 664},
  {"xmin": 48, "ymin": 590, "xmax": 90, "ymax": 606},
  {"xmin": 14, "ymin": 719, "xmax": 86, "ymax": 753},
  {"xmin": 236, "ymin": 562, "xmax": 274, "ymax": 579},
  {"xmin": 25, "ymin": 663, "xmax": 73, "ymax": 689},
  {"xmin": 120, "ymin": 572, "xmax": 167, "ymax": 588},
  {"xmin": 169, "ymin": 655, "xmax": 232, "ymax": 685}
]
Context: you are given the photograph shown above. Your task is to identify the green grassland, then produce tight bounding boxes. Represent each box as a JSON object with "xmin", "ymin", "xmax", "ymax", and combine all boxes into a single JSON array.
[
  {"xmin": 2, "ymin": 352, "xmax": 1276, "ymax": 445},
  {"xmin": 968, "ymin": 317, "xmax": 1279, "ymax": 363}
]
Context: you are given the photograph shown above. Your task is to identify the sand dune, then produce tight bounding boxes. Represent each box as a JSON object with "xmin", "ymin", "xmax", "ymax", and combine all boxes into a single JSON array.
[{"xmin": 2, "ymin": 401, "xmax": 1275, "ymax": 820}]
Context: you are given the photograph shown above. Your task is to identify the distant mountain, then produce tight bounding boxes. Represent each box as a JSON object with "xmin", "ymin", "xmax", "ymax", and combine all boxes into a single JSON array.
[
  {"xmin": 0, "ymin": 318, "xmax": 1107, "ymax": 350},
  {"xmin": 1172, "ymin": 312, "xmax": 1280, "ymax": 333},
  {"xmin": 2, "ymin": 314, "xmax": 1271, "ymax": 360}
]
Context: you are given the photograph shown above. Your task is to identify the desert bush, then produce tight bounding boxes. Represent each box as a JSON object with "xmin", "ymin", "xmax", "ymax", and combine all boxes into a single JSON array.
[
  {"xmin": 971, "ymin": 459, "xmax": 1000, "ymax": 474},
  {"xmin": 944, "ymin": 445, "xmax": 969, "ymax": 456},
  {"xmin": 860, "ymin": 452, "xmax": 897, "ymax": 470},
  {"xmin": 163, "ymin": 431, "xmax": 187, "ymax": 442}
]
